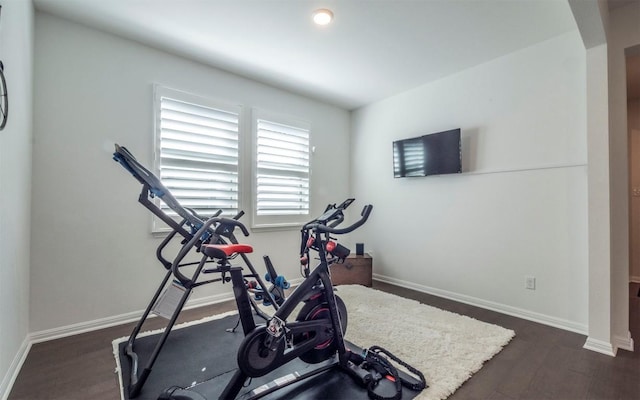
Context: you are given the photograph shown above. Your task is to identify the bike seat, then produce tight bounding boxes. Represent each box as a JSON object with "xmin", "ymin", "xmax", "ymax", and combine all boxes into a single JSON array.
[{"xmin": 201, "ymin": 243, "xmax": 253, "ymax": 260}]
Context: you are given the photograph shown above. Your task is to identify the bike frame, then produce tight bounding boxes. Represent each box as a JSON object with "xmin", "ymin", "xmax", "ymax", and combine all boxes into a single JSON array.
[
  {"xmin": 156, "ymin": 201, "xmax": 373, "ymax": 400},
  {"xmin": 219, "ymin": 228, "xmax": 352, "ymax": 400}
]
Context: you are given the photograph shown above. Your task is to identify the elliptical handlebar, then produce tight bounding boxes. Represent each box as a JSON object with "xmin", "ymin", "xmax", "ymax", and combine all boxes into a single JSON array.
[
  {"xmin": 171, "ymin": 215, "xmax": 249, "ymax": 286},
  {"xmin": 214, "ymin": 217, "xmax": 250, "ymax": 237},
  {"xmin": 113, "ymin": 143, "xmax": 203, "ymax": 230},
  {"xmin": 308, "ymin": 204, "xmax": 373, "ymax": 235},
  {"xmin": 186, "ymin": 207, "xmax": 222, "ymax": 221}
]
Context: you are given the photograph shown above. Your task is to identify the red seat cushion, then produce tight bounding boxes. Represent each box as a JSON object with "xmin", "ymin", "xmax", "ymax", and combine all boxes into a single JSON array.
[{"xmin": 201, "ymin": 243, "xmax": 253, "ymax": 259}]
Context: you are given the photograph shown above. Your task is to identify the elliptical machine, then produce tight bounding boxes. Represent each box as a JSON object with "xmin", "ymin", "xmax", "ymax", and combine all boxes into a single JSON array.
[
  {"xmin": 161, "ymin": 201, "xmax": 427, "ymax": 400},
  {"xmin": 112, "ymin": 144, "xmax": 289, "ymax": 398}
]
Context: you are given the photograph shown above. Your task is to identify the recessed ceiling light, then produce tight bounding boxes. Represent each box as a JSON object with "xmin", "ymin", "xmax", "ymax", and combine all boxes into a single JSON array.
[{"xmin": 313, "ymin": 9, "xmax": 334, "ymax": 26}]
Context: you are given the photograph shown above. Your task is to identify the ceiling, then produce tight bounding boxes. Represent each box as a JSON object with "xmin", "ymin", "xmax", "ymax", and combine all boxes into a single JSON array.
[{"xmin": 34, "ymin": 0, "xmax": 582, "ymax": 110}]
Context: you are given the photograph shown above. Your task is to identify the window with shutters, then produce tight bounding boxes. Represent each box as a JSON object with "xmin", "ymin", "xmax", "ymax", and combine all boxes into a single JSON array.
[
  {"xmin": 153, "ymin": 86, "xmax": 241, "ymax": 232},
  {"xmin": 253, "ymin": 110, "xmax": 311, "ymax": 228}
]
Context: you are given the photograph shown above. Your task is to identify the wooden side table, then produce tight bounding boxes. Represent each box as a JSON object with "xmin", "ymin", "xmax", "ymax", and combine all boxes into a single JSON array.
[{"xmin": 330, "ymin": 253, "xmax": 372, "ymax": 287}]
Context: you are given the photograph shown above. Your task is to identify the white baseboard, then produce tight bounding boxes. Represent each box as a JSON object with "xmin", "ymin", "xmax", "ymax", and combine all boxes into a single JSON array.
[
  {"xmin": 3, "ymin": 276, "xmax": 305, "ymax": 399},
  {"xmin": 373, "ymin": 273, "xmax": 588, "ymax": 335},
  {"xmin": 613, "ymin": 331, "xmax": 634, "ymax": 352},
  {"xmin": 29, "ymin": 291, "xmax": 237, "ymax": 344},
  {"xmin": 29, "ymin": 276, "xmax": 304, "ymax": 344},
  {"xmin": 583, "ymin": 337, "xmax": 617, "ymax": 356},
  {"xmin": 0, "ymin": 336, "xmax": 31, "ymax": 400},
  {"xmin": 4, "ymin": 274, "xmax": 593, "ymax": 398}
]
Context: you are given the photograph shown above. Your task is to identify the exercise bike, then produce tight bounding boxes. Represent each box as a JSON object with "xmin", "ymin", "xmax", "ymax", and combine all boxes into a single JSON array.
[{"xmin": 161, "ymin": 201, "xmax": 427, "ymax": 400}]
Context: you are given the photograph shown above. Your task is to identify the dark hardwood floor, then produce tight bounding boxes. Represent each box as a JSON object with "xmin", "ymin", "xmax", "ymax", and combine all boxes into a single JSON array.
[{"xmin": 8, "ymin": 282, "xmax": 640, "ymax": 400}]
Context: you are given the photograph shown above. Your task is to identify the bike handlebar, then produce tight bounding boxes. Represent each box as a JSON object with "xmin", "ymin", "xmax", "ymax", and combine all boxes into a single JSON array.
[
  {"xmin": 306, "ymin": 204, "xmax": 373, "ymax": 235},
  {"xmin": 214, "ymin": 217, "xmax": 250, "ymax": 237},
  {"xmin": 328, "ymin": 215, "xmax": 344, "ymax": 228}
]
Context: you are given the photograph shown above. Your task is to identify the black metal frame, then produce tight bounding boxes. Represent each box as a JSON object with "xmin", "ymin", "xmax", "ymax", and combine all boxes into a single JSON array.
[
  {"xmin": 220, "ymin": 255, "xmax": 342, "ymax": 399},
  {"xmin": 216, "ymin": 204, "xmax": 373, "ymax": 400},
  {"xmin": 112, "ymin": 144, "xmax": 283, "ymax": 398}
]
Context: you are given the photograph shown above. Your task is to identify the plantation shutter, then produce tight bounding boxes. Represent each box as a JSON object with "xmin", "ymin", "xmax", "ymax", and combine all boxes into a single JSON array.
[
  {"xmin": 256, "ymin": 119, "xmax": 310, "ymax": 216},
  {"xmin": 157, "ymin": 92, "xmax": 240, "ymax": 224}
]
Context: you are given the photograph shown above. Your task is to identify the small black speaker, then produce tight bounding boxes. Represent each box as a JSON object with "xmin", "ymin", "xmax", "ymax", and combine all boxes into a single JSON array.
[{"xmin": 355, "ymin": 243, "xmax": 364, "ymax": 256}]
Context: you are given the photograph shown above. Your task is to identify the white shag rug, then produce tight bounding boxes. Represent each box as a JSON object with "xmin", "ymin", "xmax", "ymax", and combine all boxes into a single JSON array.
[
  {"xmin": 336, "ymin": 284, "xmax": 515, "ymax": 400},
  {"xmin": 114, "ymin": 285, "xmax": 514, "ymax": 400}
]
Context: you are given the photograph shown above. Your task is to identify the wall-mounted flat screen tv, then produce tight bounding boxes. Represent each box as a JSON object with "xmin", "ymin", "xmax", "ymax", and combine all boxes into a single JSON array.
[{"xmin": 393, "ymin": 128, "xmax": 461, "ymax": 178}]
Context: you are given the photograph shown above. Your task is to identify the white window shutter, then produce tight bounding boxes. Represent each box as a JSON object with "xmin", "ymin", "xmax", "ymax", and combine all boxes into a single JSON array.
[
  {"xmin": 256, "ymin": 119, "xmax": 310, "ymax": 217},
  {"xmin": 155, "ymin": 88, "xmax": 240, "ymax": 231}
]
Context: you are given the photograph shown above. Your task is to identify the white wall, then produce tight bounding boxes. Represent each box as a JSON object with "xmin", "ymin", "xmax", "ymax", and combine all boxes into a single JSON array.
[
  {"xmin": 351, "ymin": 31, "xmax": 589, "ymax": 332},
  {"xmin": 31, "ymin": 13, "xmax": 351, "ymax": 334},
  {"xmin": 568, "ymin": 0, "xmax": 615, "ymax": 357},
  {"xmin": 585, "ymin": 43, "xmax": 614, "ymax": 354},
  {"xmin": 0, "ymin": 0, "xmax": 33, "ymax": 397}
]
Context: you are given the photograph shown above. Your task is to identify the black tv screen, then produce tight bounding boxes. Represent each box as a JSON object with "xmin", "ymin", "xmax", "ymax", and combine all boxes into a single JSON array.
[{"xmin": 393, "ymin": 129, "xmax": 461, "ymax": 178}]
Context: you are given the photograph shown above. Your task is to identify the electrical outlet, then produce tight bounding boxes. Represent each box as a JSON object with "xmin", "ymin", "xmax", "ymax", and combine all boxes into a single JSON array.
[{"xmin": 525, "ymin": 276, "xmax": 536, "ymax": 290}]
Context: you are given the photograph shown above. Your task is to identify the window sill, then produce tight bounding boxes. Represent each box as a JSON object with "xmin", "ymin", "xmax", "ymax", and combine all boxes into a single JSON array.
[{"xmin": 250, "ymin": 222, "xmax": 304, "ymax": 233}]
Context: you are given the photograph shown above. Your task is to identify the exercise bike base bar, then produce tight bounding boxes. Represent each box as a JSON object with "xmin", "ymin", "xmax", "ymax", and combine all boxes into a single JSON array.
[{"xmin": 237, "ymin": 360, "xmax": 338, "ymax": 400}]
